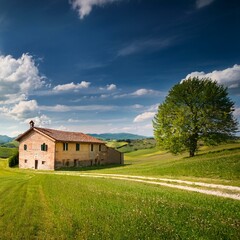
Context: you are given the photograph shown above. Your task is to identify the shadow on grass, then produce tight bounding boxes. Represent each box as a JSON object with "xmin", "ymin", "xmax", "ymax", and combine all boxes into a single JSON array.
[
  {"xmin": 56, "ymin": 163, "xmax": 131, "ymax": 172},
  {"xmin": 183, "ymin": 146, "xmax": 240, "ymax": 159}
]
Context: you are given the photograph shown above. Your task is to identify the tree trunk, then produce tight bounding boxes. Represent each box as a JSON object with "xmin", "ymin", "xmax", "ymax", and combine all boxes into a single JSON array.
[
  {"xmin": 189, "ymin": 149, "xmax": 195, "ymax": 157},
  {"xmin": 189, "ymin": 134, "xmax": 198, "ymax": 157}
]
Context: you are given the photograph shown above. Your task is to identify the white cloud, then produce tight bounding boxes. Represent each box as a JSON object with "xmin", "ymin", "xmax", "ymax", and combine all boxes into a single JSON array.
[
  {"xmin": 0, "ymin": 100, "xmax": 38, "ymax": 120},
  {"xmin": 114, "ymin": 88, "xmax": 164, "ymax": 99},
  {"xmin": 100, "ymin": 94, "xmax": 109, "ymax": 98},
  {"xmin": 40, "ymin": 103, "xmax": 144, "ymax": 112},
  {"xmin": 133, "ymin": 111, "xmax": 156, "ymax": 123},
  {"xmin": 68, "ymin": 117, "xmax": 128, "ymax": 123},
  {"xmin": 0, "ymin": 53, "xmax": 52, "ymax": 127},
  {"xmin": 0, "ymin": 99, "xmax": 52, "ymax": 127},
  {"xmin": 184, "ymin": 64, "xmax": 240, "ymax": 89},
  {"xmin": 56, "ymin": 125, "xmax": 70, "ymax": 131},
  {"xmin": 131, "ymin": 104, "xmax": 143, "ymax": 109},
  {"xmin": 24, "ymin": 114, "xmax": 51, "ymax": 127},
  {"xmin": 196, "ymin": 0, "xmax": 215, "ymax": 9},
  {"xmin": 147, "ymin": 103, "xmax": 159, "ymax": 112},
  {"xmin": 117, "ymin": 37, "xmax": 175, "ymax": 57},
  {"xmin": 70, "ymin": 0, "xmax": 120, "ymax": 19},
  {"xmin": 109, "ymin": 123, "xmax": 153, "ymax": 136},
  {"xmin": 53, "ymin": 81, "xmax": 91, "ymax": 92},
  {"xmin": 132, "ymin": 89, "xmax": 154, "ymax": 96},
  {"xmin": 0, "ymin": 54, "xmax": 45, "ymax": 104},
  {"xmin": 40, "ymin": 104, "xmax": 114, "ymax": 112},
  {"xmin": 106, "ymin": 84, "xmax": 116, "ymax": 91},
  {"xmin": 68, "ymin": 118, "xmax": 81, "ymax": 123},
  {"xmin": 100, "ymin": 83, "xmax": 117, "ymax": 91},
  {"xmin": 234, "ymin": 107, "xmax": 240, "ymax": 117}
]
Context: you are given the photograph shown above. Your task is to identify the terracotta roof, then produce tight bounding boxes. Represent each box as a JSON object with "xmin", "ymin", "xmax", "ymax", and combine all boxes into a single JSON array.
[{"xmin": 16, "ymin": 127, "xmax": 104, "ymax": 144}]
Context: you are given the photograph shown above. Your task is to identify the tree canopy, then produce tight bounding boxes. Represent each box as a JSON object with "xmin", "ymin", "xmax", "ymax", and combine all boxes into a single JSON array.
[{"xmin": 153, "ymin": 77, "xmax": 238, "ymax": 157}]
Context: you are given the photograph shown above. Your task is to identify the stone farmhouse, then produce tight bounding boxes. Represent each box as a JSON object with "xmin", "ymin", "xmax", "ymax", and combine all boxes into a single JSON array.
[{"xmin": 16, "ymin": 121, "xmax": 124, "ymax": 170}]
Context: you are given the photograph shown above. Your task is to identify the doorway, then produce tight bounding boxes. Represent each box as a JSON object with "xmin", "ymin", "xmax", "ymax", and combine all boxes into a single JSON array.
[
  {"xmin": 35, "ymin": 160, "xmax": 38, "ymax": 169},
  {"xmin": 74, "ymin": 159, "xmax": 77, "ymax": 167}
]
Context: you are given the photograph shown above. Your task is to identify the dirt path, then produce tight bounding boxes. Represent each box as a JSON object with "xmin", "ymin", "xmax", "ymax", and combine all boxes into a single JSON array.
[{"xmin": 39, "ymin": 171, "xmax": 240, "ymax": 201}]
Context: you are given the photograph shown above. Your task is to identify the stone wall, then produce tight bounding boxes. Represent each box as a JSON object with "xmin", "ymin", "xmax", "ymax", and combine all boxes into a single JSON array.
[{"xmin": 106, "ymin": 147, "xmax": 124, "ymax": 165}]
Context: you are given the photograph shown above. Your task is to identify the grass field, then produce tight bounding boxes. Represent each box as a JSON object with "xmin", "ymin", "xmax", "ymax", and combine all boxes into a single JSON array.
[
  {"xmin": 0, "ymin": 143, "xmax": 240, "ymax": 239},
  {"xmin": 0, "ymin": 140, "xmax": 19, "ymax": 148},
  {"xmin": 63, "ymin": 142, "xmax": 240, "ymax": 185},
  {"xmin": 120, "ymin": 138, "xmax": 156, "ymax": 153},
  {"xmin": 106, "ymin": 141, "xmax": 128, "ymax": 149},
  {"xmin": 106, "ymin": 138, "xmax": 156, "ymax": 153}
]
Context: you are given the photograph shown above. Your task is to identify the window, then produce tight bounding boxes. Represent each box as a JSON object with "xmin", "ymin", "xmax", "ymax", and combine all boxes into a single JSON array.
[
  {"xmin": 63, "ymin": 143, "xmax": 68, "ymax": 151},
  {"xmin": 42, "ymin": 161, "xmax": 46, "ymax": 165},
  {"xmin": 91, "ymin": 144, "xmax": 94, "ymax": 151},
  {"xmin": 76, "ymin": 143, "xmax": 80, "ymax": 151},
  {"xmin": 24, "ymin": 144, "xmax": 27, "ymax": 150},
  {"xmin": 24, "ymin": 159, "xmax": 27, "ymax": 163},
  {"xmin": 99, "ymin": 144, "xmax": 102, "ymax": 152},
  {"xmin": 41, "ymin": 143, "xmax": 48, "ymax": 151}
]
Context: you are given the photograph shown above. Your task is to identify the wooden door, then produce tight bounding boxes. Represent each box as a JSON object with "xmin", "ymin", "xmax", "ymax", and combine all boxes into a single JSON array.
[{"xmin": 35, "ymin": 160, "xmax": 38, "ymax": 169}]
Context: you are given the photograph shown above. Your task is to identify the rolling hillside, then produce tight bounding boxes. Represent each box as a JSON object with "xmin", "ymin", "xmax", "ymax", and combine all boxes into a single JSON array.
[
  {"xmin": 0, "ymin": 147, "xmax": 18, "ymax": 158},
  {"xmin": 0, "ymin": 135, "xmax": 14, "ymax": 144},
  {"xmin": 68, "ymin": 142, "xmax": 240, "ymax": 185},
  {"xmin": 0, "ymin": 142, "xmax": 239, "ymax": 239},
  {"xmin": 89, "ymin": 133, "xmax": 147, "ymax": 140}
]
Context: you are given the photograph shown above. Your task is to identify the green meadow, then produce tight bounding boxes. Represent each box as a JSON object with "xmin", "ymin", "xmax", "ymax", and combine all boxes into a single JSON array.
[
  {"xmin": 65, "ymin": 142, "xmax": 240, "ymax": 185},
  {"xmin": 106, "ymin": 141, "xmax": 128, "ymax": 149},
  {"xmin": 106, "ymin": 138, "xmax": 156, "ymax": 153},
  {"xmin": 0, "ymin": 142, "xmax": 240, "ymax": 239}
]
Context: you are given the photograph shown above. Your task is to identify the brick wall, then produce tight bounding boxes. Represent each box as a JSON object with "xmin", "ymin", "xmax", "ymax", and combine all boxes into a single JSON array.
[
  {"xmin": 19, "ymin": 131, "xmax": 55, "ymax": 170},
  {"xmin": 55, "ymin": 142, "xmax": 108, "ymax": 168}
]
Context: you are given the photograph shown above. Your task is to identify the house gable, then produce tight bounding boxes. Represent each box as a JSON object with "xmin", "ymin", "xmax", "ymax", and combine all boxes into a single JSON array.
[
  {"xmin": 18, "ymin": 130, "xmax": 56, "ymax": 170},
  {"xmin": 16, "ymin": 128, "xmax": 56, "ymax": 143}
]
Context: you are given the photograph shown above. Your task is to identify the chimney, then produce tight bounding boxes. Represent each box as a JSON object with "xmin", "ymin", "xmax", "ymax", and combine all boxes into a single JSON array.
[{"xmin": 29, "ymin": 120, "xmax": 35, "ymax": 128}]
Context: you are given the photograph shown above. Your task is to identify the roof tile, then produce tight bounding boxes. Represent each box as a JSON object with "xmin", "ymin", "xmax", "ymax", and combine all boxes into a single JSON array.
[{"xmin": 17, "ymin": 127, "xmax": 104, "ymax": 144}]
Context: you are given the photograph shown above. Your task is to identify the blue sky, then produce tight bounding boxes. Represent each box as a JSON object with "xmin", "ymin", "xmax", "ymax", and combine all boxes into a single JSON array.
[{"xmin": 0, "ymin": 0, "xmax": 240, "ymax": 137}]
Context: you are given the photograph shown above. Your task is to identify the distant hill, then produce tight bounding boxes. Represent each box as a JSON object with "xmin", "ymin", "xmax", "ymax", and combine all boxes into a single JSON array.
[
  {"xmin": 0, "ymin": 135, "xmax": 14, "ymax": 144},
  {"xmin": 88, "ymin": 133, "xmax": 148, "ymax": 140},
  {"xmin": 1, "ymin": 140, "xmax": 19, "ymax": 148}
]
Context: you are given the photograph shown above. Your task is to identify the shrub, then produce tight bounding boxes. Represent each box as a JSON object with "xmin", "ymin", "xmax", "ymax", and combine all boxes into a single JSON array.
[{"xmin": 8, "ymin": 151, "xmax": 19, "ymax": 167}]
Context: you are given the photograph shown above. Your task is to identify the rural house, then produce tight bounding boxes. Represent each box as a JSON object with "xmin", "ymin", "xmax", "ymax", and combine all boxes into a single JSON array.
[{"xmin": 16, "ymin": 121, "xmax": 124, "ymax": 170}]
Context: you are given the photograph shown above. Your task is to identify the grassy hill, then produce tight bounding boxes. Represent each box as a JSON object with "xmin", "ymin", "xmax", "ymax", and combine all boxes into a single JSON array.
[
  {"xmin": 89, "ymin": 133, "xmax": 147, "ymax": 140},
  {"xmin": 1, "ymin": 140, "xmax": 19, "ymax": 148},
  {"xmin": 69, "ymin": 142, "xmax": 240, "ymax": 185},
  {"xmin": 0, "ymin": 142, "xmax": 239, "ymax": 239},
  {"xmin": 106, "ymin": 140, "xmax": 128, "ymax": 149},
  {"xmin": 106, "ymin": 138, "xmax": 156, "ymax": 153},
  {"xmin": 0, "ymin": 147, "xmax": 18, "ymax": 158},
  {"xmin": 119, "ymin": 138, "xmax": 156, "ymax": 152}
]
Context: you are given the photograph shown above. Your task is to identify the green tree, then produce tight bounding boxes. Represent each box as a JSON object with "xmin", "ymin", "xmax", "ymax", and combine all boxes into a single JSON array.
[
  {"xmin": 8, "ymin": 151, "xmax": 19, "ymax": 167},
  {"xmin": 153, "ymin": 77, "xmax": 238, "ymax": 157}
]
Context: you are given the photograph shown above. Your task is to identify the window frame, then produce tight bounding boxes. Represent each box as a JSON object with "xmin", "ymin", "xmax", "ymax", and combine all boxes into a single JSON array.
[
  {"xmin": 76, "ymin": 143, "xmax": 80, "ymax": 151},
  {"xmin": 41, "ymin": 143, "xmax": 48, "ymax": 151},
  {"xmin": 63, "ymin": 143, "xmax": 68, "ymax": 151}
]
